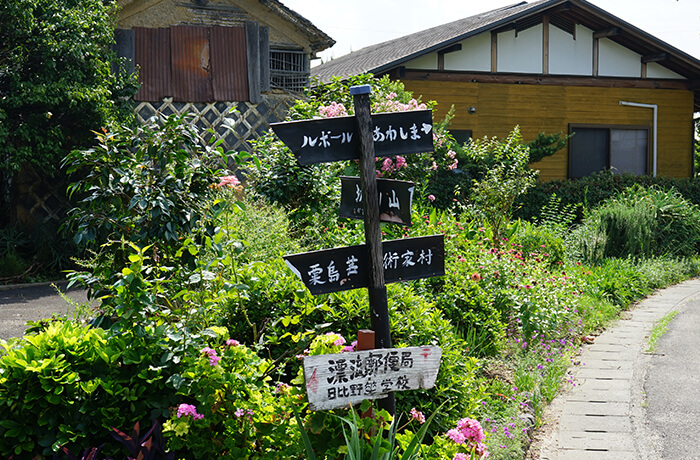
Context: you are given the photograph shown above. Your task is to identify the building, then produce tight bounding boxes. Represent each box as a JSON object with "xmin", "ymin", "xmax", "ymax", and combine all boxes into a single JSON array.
[
  {"xmin": 115, "ymin": 0, "xmax": 334, "ymax": 151},
  {"xmin": 312, "ymin": 0, "xmax": 700, "ymax": 180}
]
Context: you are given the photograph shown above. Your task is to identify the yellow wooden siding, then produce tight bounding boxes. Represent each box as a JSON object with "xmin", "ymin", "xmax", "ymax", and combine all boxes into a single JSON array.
[{"xmin": 404, "ymin": 80, "xmax": 694, "ymax": 181}]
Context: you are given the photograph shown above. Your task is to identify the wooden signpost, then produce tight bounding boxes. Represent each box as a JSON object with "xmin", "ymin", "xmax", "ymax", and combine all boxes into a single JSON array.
[{"xmin": 271, "ymin": 85, "xmax": 444, "ymax": 415}]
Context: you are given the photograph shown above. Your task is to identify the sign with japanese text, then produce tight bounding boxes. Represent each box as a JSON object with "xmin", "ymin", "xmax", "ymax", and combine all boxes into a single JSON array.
[
  {"xmin": 284, "ymin": 235, "xmax": 444, "ymax": 295},
  {"xmin": 339, "ymin": 176, "xmax": 414, "ymax": 226},
  {"xmin": 270, "ymin": 110, "xmax": 434, "ymax": 165},
  {"xmin": 303, "ymin": 346, "xmax": 442, "ymax": 411}
]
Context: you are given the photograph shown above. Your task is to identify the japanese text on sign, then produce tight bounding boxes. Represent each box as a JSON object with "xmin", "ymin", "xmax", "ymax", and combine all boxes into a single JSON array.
[{"xmin": 303, "ymin": 346, "xmax": 442, "ymax": 411}]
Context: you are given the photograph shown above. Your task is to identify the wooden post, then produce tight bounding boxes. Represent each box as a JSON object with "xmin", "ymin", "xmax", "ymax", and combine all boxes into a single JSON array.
[{"xmin": 350, "ymin": 84, "xmax": 395, "ymax": 416}]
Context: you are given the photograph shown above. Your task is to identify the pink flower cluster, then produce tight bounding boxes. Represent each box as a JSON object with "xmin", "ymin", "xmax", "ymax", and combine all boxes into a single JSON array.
[
  {"xmin": 447, "ymin": 418, "xmax": 489, "ymax": 458},
  {"xmin": 177, "ymin": 403, "xmax": 204, "ymax": 420},
  {"xmin": 341, "ymin": 340, "xmax": 358, "ymax": 353},
  {"xmin": 217, "ymin": 175, "xmax": 240, "ymax": 188},
  {"xmin": 374, "ymin": 92, "xmax": 427, "ymax": 113},
  {"xmin": 235, "ymin": 408, "xmax": 254, "ymax": 421},
  {"xmin": 202, "ymin": 347, "xmax": 221, "ymax": 366},
  {"xmin": 319, "ymin": 102, "xmax": 348, "ymax": 118},
  {"xmin": 226, "ymin": 339, "xmax": 240, "ymax": 347},
  {"xmin": 379, "ymin": 155, "xmax": 407, "ymax": 175},
  {"xmin": 410, "ymin": 408, "xmax": 425, "ymax": 424}
]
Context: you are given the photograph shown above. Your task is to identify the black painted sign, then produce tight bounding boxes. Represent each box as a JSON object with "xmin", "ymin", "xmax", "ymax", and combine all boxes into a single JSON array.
[
  {"xmin": 270, "ymin": 110, "xmax": 434, "ymax": 165},
  {"xmin": 339, "ymin": 176, "xmax": 414, "ymax": 226},
  {"xmin": 283, "ymin": 235, "xmax": 445, "ymax": 295}
]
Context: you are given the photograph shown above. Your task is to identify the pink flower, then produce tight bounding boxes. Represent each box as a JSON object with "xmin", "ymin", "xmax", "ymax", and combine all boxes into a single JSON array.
[
  {"xmin": 226, "ymin": 339, "xmax": 240, "ymax": 347},
  {"xmin": 395, "ymin": 155, "xmax": 407, "ymax": 169},
  {"xmin": 202, "ymin": 347, "xmax": 221, "ymax": 366},
  {"xmin": 410, "ymin": 408, "xmax": 425, "ymax": 424},
  {"xmin": 447, "ymin": 428, "xmax": 467, "ymax": 444},
  {"xmin": 449, "ymin": 160, "xmax": 458, "ymax": 170},
  {"xmin": 341, "ymin": 340, "xmax": 357, "ymax": 353},
  {"xmin": 177, "ymin": 403, "xmax": 204, "ymax": 420},
  {"xmin": 333, "ymin": 336, "xmax": 346, "ymax": 347},
  {"xmin": 431, "ymin": 161, "xmax": 438, "ymax": 170},
  {"xmin": 381, "ymin": 157, "xmax": 395, "ymax": 173},
  {"xmin": 453, "ymin": 454, "xmax": 469, "ymax": 460},
  {"xmin": 217, "ymin": 175, "xmax": 240, "ymax": 188},
  {"xmin": 319, "ymin": 102, "xmax": 347, "ymax": 118},
  {"xmin": 428, "ymin": 194, "xmax": 436, "ymax": 202},
  {"xmin": 447, "ymin": 150, "xmax": 457, "ymax": 159}
]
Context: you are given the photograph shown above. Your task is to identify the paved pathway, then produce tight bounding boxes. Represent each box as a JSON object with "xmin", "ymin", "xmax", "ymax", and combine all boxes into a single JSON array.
[
  {"xmin": 536, "ymin": 278, "xmax": 700, "ymax": 459},
  {"xmin": 0, "ymin": 281, "xmax": 89, "ymax": 340}
]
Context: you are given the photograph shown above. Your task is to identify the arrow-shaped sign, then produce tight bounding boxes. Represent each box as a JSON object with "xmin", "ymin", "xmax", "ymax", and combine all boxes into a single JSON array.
[
  {"xmin": 270, "ymin": 109, "xmax": 434, "ymax": 165},
  {"xmin": 339, "ymin": 176, "xmax": 414, "ymax": 226},
  {"xmin": 283, "ymin": 234, "xmax": 444, "ymax": 295}
]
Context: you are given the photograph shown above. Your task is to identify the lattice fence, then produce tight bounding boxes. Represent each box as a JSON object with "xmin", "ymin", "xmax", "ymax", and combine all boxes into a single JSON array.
[
  {"xmin": 134, "ymin": 93, "xmax": 295, "ymax": 152},
  {"xmin": 7, "ymin": 94, "xmax": 295, "ymax": 229}
]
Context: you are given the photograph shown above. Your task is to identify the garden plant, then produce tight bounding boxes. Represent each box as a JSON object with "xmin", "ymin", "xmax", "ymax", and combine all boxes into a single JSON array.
[{"xmin": 0, "ymin": 74, "xmax": 698, "ymax": 459}]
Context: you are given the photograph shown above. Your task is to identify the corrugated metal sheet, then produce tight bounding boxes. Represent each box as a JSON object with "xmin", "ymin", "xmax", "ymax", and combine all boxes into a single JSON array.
[
  {"xmin": 134, "ymin": 28, "xmax": 171, "ymax": 101},
  {"xmin": 171, "ymin": 25, "xmax": 213, "ymax": 102},
  {"xmin": 211, "ymin": 26, "xmax": 248, "ymax": 102}
]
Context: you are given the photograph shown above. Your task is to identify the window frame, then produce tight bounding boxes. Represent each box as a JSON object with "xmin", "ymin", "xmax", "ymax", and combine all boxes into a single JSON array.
[{"xmin": 568, "ymin": 123, "xmax": 651, "ymax": 178}]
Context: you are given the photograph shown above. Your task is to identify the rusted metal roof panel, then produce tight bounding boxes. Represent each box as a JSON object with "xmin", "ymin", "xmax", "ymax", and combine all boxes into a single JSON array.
[
  {"xmin": 134, "ymin": 27, "xmax": 171, "ymax": 101},
  {"xmin": 211, "ymin": 26, "xmax": 248, "ymax": 102},
  {"xmin": 171, "ymin": 25, "xmax": 213, "ymax": 102}
]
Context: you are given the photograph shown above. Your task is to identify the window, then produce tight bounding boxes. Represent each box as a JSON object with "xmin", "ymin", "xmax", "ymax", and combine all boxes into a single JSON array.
[
  {"xmin": 270, "ymin": 49, "xmax": 309, "ymax": 92},
  {"xmin": 450, "ymin": 129, "xmax": 473, "ymax": 146},
  {"xmin": 569, "ymin": 125, "xmax": 649, "ymax": 178}
]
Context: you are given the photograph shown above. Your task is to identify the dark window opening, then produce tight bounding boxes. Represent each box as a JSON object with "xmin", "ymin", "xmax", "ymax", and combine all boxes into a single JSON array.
[
  {"xmin": 450, "ymin": 129, "xmax": 473, "ymax": 146},
  {"xmin": 270, "ymin": 49, "xmax": 309, "ymax": 92},
  {"xmin": 569, "ymin": 125, "xmax": 649, "ymax": 178}
]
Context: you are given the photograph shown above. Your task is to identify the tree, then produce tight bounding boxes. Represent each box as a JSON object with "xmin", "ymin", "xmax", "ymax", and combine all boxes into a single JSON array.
[{"xmin": 0, "ymin": 0, "xmax": 137, "ymax": 218}]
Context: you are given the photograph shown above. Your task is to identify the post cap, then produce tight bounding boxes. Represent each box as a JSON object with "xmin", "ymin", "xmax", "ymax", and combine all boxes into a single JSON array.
[{"xmin": 350, "ymin": 84, "xmax": 371, "ymax": 95}]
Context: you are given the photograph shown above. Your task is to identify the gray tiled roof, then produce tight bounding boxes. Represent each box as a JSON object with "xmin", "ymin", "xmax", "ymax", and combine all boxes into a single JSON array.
[{"xmin": 312, "ymin": 0, "xmax": 556, "ymax": 83}]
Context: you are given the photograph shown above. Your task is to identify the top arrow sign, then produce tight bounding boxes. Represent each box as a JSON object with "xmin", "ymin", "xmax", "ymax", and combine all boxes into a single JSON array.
[{"xmin": 270, "ymin": 110, "xmax": 434, "ymax": 165}]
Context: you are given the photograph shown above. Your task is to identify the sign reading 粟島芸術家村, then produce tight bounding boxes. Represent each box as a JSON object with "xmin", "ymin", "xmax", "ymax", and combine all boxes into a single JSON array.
[
  {"xmin": 270, "ymin": 109, "xmax": 434, "ymax": 165},
  {"xmin": 303, "ymin": 346, "xmax": 442, "ymax": 411},
  {"xmin": 283, "ymin": 235, "xmax": 444, "ymax": 295}
]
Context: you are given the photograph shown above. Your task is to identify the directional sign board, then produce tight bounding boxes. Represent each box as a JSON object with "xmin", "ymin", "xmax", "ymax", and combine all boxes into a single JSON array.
[
  {"xmin": 339, "ymin": 176, "xmax": 414, "ymax": 226},
  {"xmin": 270, "ymin": 110, "xmax": 434, "ymax": 165},
  {"xmin": 284, "ymin": 235, "xmax": 444, "ymax": 295},
  {"xmin": 303, "ymin": 345, "xmax": 442, "ymax": 411}
]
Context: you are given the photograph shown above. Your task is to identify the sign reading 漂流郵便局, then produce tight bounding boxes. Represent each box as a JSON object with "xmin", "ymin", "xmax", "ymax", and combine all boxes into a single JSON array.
[
  {"xmin": 339, "ymin": 176, "xmax": 414, "ymax": 226},
  {"xmin": 270, "ymin": 110, "xmax": 434, "ymax": 165},
  {"xmin": 283, "ymin": 235, "xmax": 444, "ymax": 295},
  {"xmin": 303, "ymin": 345, "xmax": 442, "ymax": 411}
]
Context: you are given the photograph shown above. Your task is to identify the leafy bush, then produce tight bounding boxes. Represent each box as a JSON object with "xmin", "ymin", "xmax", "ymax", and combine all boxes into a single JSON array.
[
  {"xmin": 0, "ymin": 322, "xmax": 181, "ymax": 457},
  {"xmin": 0, "ymin": 0, "xmax": 137, "ymax": 178},
  {"xmin": 466, "ymin": 127, "xmax": 538, "ymax": 243},
  {"xmin": 567, "ymin": 185, "xmax": 700, "ymax": 263}
]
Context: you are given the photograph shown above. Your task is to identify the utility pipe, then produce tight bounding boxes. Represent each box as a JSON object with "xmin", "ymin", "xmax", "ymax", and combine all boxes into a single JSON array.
[{"xmin": 619, "ymin": 100, "xmax": 658, "ymax": 177}]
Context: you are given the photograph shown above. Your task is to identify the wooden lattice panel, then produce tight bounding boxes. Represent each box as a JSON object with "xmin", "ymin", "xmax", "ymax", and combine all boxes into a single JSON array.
[{"xmin": 134, "ymin": 94, "xmax": 294, "ymax": 152}]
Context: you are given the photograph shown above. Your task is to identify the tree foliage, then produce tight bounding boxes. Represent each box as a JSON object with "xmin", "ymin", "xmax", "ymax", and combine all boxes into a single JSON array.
[{"xmin": 0, "ymin": 0, "xmax": 138, "ymax": 176}]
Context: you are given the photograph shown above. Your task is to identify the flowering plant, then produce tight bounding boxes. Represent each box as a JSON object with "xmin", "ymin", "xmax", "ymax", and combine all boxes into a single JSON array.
[{"xmin": 163, "ymin": 331, "xmax": 303, "ymax": 458}]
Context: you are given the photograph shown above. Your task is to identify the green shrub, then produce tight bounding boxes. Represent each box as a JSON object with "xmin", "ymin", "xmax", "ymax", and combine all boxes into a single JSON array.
[
  {"xmin": 567, "ymin": 185, "xmax": 700, "ymax": 263},
  {"xmin": 0, "ymin": 322, "xmax": 181, "ymax": 457},
  {"xmin": 164, "ymin": 336, "xmax": 302, "ymax": 459}
]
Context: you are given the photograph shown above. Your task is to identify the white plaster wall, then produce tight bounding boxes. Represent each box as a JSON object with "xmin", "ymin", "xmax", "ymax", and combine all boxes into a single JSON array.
[
  {"xmin": 405, "ymin": 53, "xmax": 438, "ymax": 70},
  {"xmin": 444, "ymin": 32, "xmax": 491, "ymax": 72},
  {"xmin": 599, "ymin": 38, "xmax": 641, "ymax": 77},
  {"xmin": 497, "ymin": 24, "xmax": 542, "ymax": 73},
  {"xmin": 647, "ymin": 62, "xmax": 684, "ymax": 79},
  {"xmin": 549, "ymin": 24, "xmax": 593, "ymax": 75}
]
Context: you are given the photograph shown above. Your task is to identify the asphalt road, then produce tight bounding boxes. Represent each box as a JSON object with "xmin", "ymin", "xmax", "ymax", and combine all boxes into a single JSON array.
[
  {"xmin": 643, "ymin": 289, "xmax": 700, "ymax": 459},
  {"xmin": 0, "ymin": 281, "xmax": 90, "ymax": 340}
]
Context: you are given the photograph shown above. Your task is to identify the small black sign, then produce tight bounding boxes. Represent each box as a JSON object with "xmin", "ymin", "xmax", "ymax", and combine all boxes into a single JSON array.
[
  {"xmin": 284, "ymin": 235, "xmax": 445, "ymax": 295},
  {"xmin": 339, "ymin": 176, "xmax": 414, "ymax": 226},
  {"xmin": 270, "ymin": 110, "xmax": 434, "ymax": 165}
]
